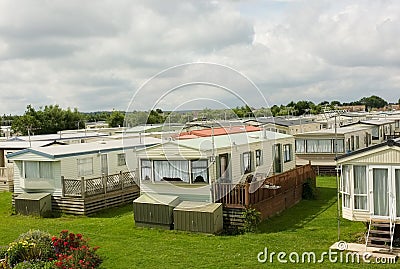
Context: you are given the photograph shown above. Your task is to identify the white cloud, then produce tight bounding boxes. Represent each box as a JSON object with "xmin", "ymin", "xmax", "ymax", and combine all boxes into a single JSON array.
[{"xmin": 0, "ymin": 0, "xmax": 399, "ymax": 115}]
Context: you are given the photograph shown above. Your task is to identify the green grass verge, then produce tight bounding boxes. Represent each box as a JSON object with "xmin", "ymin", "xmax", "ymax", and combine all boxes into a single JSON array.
[{"xmin": 0, "ymin": 177, "xmax": 395, "ymax": 268}]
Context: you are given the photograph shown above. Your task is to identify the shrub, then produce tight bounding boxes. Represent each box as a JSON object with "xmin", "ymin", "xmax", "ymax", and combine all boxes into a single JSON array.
[
  {"xmin": 52, "ymin": 230, "xmax": 102, "ymax": 269},
  {"xmin": 302, "ymin": 178, "xmax": 317, "ymax": 200},
  {"xmin": 6, "ymin": 230, "xmax": 55, "ymax": 267},
  {"xmin": 242, "ymin": 208, "xmax": 261, "ymax": 233}
]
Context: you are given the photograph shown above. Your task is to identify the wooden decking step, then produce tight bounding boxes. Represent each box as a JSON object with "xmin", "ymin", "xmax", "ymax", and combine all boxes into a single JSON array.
[
  {"xmin": 367, "ymin": 243, "xmax": 391, "ymax": 249},
  {"xmin": 369, "ymin": 230, "xmax": 391, "ymax": 235},
  {"xmin": 368, "ymin": 237, "xmax": 392, "ymax": 243},
  {"xmin": 371, "ymin": 221, "xmax": 390, "ymax": 227}
]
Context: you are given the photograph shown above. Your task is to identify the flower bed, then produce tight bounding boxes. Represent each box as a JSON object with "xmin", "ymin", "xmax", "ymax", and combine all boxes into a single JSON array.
[{"xmin": 0, "ymin": 230, "xmax": 101, "ymax": 269}]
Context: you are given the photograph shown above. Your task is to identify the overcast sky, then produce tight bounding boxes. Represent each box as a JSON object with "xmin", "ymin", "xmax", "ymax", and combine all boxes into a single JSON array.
[{"xmin": 1, "ymin": 0, "xmax": 400, "ymax": 115}]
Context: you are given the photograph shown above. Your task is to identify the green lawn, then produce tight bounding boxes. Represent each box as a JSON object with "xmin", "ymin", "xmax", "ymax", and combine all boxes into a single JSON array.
[{"xmin": 0, "ymin": 177, "xmax": 395, "ymax": 268}]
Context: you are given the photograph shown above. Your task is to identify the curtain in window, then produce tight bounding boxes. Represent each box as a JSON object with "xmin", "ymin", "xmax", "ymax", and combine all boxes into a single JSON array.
[
  {"xmin": 295, "ymin": 139, "xmax": 305, "ymax": 153},
  {"xmin": 39, "ymin": 162, "xmax": 53, "ymax": 179},
  {"xmin": 242, "ymin": 152, "xmax": 251, "ymax": 174},
  {"xmin": 306, "ymin": 140, "xmax": 319, "ymax": 153},
  {"xmin": 334, "ymin": 139, "xmax": 344, "ymax": 153},
  {"xmin": 25, "ymin": 161, "xmax": 39, "ymax": 179},
  {"xmin": 396, "ymin": 169, "xmax": 400, "ymax": 217},
  {"xmin": 373, "ymin": 168, "xmax": 389, "ymax": 216},
  {"xmin": 141, "ymin": 160, "xmax": 152, "ymax": 181},
  {"xmin": 353, "ymin": 165, "xmax": 367, "ymax": 210},
  {"xmin": 318, "ymin": 140, "xmax": 332, "ymax": 153},
  {"xmin": 191, "ymin": 160, "xmax": 208, "ymax": 183},
  {"xmin": 154, "ymin": 160, "xmax": 189, "ymax": 182},
  {"xmin": 341, "ymin": 165, "xmax": 351, "ymax": 208}
]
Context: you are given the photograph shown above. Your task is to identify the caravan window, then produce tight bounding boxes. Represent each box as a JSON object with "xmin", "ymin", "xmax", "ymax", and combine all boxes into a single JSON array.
[
  {"xmin": 77, "ymin": 158, "xmax": 93, "ymax": 177},
  {"xmin": 154, "ymin": 160, "xmax": 189, "ymax": 182},
  {"xmin": 141, "ymin": 160, "xmax": 152, "ymax": 181},
  {"xmin": 191, "ymin": 159, "xmax": 208, "ymax": 183},
  {"xmin": 353, "ymin": 165, "xmax": 367, "ymax": 210},
  {"xmin": 24, "ymin": 161, "xmax": 54, "ymax": 179},
  {"xmin": 242, "ymin": 152, "xmax": 252, "ymax": 174},
  {"xmin": 283, "ymin": 144, "xmax": 292, "ymax": 162},
  {"xmin": 341, "ymin": 165, "xmax": 351, "ymax": 208},
  {"xmin": 117, "ymin": 153, "xmax": 126, "ymax": 166},
  {"xmin": 255, "ymin": 150, "xmax": 263, "ymax": 166}
]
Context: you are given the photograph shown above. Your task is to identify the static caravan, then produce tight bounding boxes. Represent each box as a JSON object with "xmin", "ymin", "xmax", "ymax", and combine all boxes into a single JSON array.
[
  {"xmin": 136, "ymin": 130, "xmax": 296, "ymax": 202},
  {"xmin": 295, "ymin": 125, "xmax": 372, "ymax": 175},
  {"xmin": 337, "ymin": 139, "xmax": 400, "ymax": 250},
  {"xmin": 7, "ymin": 137, "xmax": 161, "ymax": 214}
]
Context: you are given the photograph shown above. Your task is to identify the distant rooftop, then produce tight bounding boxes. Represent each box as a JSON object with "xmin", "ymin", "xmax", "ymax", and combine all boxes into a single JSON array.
[
  {"xmin": 7, "ymin": 137, "xmax": 162, "ymax": 159},
  {"xmin": 247, "ymin": 117, "xmax": 316, "ymax": 127}
]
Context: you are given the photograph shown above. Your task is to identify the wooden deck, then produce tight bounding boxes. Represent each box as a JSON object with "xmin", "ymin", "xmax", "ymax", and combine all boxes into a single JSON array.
[
  {"xmin": 0, "ymin": 166, "xmax": 13, "ymax": 192},
  {"xmin": 56, "ymin": 171, "xmax": 140, "ymax": 214},
  {"xmin": 212, "ymin": 164, "xmax": 316, "ymax": 220}
]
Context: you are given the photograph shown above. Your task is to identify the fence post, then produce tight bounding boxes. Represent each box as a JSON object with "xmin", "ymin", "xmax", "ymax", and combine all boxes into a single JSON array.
[
  {"xmin": 102, "ymin": 173, "xmax": 107, "ymax": 194},
  {"xmin": 81, "ymin": 177, "xmax": 86, "ymax": 199},
  {"xmin": 61, "ymin": 176, "xmax": 65, "ymax": 197},
  {"xmin": 120, "ymin": 171, "xmax": 123, "ymax": 190},
  {"xmin": 245, "ymin": 182, "xmax": 250, "ymax": 207}
]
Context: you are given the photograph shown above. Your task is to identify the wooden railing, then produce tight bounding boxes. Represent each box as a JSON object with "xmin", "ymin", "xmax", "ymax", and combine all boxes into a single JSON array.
[
  {"xmin": 212, "ymin": 164, "xmax": 316, "ymax": 208},
  {"xmin": 62, "ymin": 171, "xmax": 137, "ymax": 198}
]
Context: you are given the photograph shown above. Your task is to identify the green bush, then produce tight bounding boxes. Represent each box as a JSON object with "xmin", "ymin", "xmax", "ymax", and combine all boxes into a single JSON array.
[
  {"xmin": 302, "ymin": 178, "xmax": 317, "ymax": 200},
  {"xmin": 242, "ymin": 208, "xmax": 261, "ymax": 233},
  {"xmin": 6, "ymin": 230, "xmax": 54, "ymax": 267}
]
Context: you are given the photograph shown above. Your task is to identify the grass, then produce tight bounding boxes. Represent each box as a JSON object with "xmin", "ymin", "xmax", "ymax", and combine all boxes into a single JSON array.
[{"xmin": 0, "ymin": 177, "xmax": 396, "ymax": 268}]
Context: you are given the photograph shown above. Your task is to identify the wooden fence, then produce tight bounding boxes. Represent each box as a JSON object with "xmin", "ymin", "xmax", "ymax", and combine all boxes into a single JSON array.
[
  {"xmin": 62, "ymin": 171, "xmax": 137, "ymax": 198},
  {"xmin": 212, "ymin": 164, "xmax": 316, "ymax": 208}
]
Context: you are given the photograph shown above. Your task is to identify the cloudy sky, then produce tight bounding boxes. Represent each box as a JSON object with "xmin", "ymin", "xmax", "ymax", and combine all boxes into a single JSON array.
[{"xmin": 1, "ymin": 0, "xmax": 400, "ymax": 115}]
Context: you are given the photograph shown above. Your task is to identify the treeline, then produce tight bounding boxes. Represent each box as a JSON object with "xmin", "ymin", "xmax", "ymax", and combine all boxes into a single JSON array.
[
  {"xmin": 9, "ymin": 105, "xmax": 126, "ymax": 135},
  {"xmin": 2, "ymin": 95, "xmax": 399, "ymax": 135}
]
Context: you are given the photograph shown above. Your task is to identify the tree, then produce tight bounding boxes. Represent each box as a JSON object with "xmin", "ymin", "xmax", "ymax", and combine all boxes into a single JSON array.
[
  {"xmin": 146, "ymin": 109, "xmax": 164, "ymax": 124},
  {"xmin": 359, "ymin": 95, "xmax": 388, "ymax": 110},
  {"xmin": 107, "ymin": 111, "xmax": 125, "ymax": 127},
  {"xmin": 11, "ymin": 105, "xmax": 85, "ymax": 135}
]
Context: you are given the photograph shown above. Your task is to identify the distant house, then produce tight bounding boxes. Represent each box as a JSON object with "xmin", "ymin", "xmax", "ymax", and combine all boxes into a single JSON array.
[
  {"xmin": 7, "ymin": 137, "xmax": 161, "ymax": 214},
  {"xmin": 337, "ymin": 139, "xmax": 400, "ymax": 250},
  {"xmin": 245, "ymin": 117, "xmax": 321, "ymax": 135},
  {"xmin": 294, "ymin": 125, "xmax": 372, "ymax": 175},
  {"xmin": 136, "ymin": 130, "xmax": 296, "ymax": 202}
]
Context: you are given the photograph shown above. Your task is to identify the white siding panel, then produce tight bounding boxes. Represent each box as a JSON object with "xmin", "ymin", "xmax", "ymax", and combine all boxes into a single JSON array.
[{"xmin": 347, "ymin": 148, "xmax": 400, "ymax": 164}]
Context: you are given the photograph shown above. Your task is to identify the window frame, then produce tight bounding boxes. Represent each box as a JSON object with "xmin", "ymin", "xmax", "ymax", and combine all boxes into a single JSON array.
[
  {"xmin": 77, "ymin": 157, "xmax": 94, "ymax": 177},
  {"xmin": 255, "ymin": 149, "xmax": 263, "ymax": 166},
  {"xmin": 353, "ymin": 165, "xmax": 368, "ymax": 211},
  {"xmin": 283, "ymin": 144, "xmax": 292, "ymax": 162},
  {"xmin": 242, "ymin": 151, "xmax": 252, "ymax": 174},
  {"xmin": 117, "ymin": 153, "xmax": 126, "ymax": 166}
]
